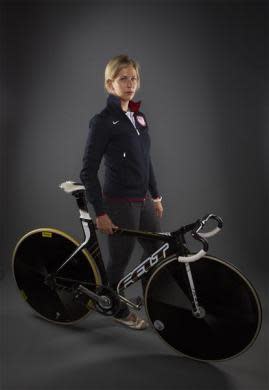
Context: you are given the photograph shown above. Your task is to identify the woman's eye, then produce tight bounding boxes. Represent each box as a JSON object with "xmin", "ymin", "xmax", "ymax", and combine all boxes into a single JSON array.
[{"xmin": 119, "ymin": 77, "xmax": 137, "ymax": 81}]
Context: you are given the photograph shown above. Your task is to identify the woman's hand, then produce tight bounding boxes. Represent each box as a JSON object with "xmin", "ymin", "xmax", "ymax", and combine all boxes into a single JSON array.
[
  {"xmin": 153, "ymin": 200, "xmax": 163, "ymax": 218},
  {"xmin": 96, "ymin": 214, "xmax": 118, "ymax": 235}
]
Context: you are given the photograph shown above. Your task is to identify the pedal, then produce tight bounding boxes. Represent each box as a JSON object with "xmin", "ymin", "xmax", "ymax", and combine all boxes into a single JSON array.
[{"xmin": 129, "ymin": 296, "xmax": 143, "ymax": 308}]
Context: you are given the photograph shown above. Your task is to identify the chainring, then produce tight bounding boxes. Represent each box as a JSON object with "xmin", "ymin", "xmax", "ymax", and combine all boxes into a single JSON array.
[{"xmin": 94, "ymin": 285, "xmax": 121, "ymax": 316}]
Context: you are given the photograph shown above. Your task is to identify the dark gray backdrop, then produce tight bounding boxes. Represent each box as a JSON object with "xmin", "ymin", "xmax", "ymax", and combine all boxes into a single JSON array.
[{"xmin": 1, "ymin": 2, "xmax": 268, "ymax": 389}]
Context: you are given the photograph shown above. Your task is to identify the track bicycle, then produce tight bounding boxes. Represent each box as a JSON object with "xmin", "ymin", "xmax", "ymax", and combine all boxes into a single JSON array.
[{"xmin": 12, "ymin": 181, "xmax": 262, "ymax": 362}]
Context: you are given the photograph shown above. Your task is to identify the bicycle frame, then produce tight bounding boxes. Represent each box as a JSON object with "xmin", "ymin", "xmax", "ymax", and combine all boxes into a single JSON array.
[{"xmin": 54, "ymin": 188, "xmax": 189, "ymax": 310}]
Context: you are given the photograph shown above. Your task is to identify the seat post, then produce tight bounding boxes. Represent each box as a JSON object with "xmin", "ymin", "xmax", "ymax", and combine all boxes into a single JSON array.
[
  {"xmin": 72, "ymin": 190, "xmax": 108, "ymax": 285},
  {"xmin": 72, "ymin": 190, "xmax": 92, "ymax": 221}
]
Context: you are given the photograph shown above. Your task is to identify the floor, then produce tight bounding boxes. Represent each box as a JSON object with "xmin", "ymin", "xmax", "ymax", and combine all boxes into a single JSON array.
[{"xmin": 1, "ymin": 272, "xmax": 268, "ymax": 390}]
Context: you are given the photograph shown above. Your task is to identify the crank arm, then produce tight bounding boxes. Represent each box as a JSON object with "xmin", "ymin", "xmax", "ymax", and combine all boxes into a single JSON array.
[
  {"xmin": 77, "ymin": 284, "xmax": 112, "ymax": 309},
  {"xmin": 118, "ymin": 295, "xmax": 143, "ymax": 310}
]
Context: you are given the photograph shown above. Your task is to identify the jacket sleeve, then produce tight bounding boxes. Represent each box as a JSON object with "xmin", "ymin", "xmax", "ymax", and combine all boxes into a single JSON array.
[
  {"xmin": 148, "ymin": 157, "xmax": 160, "ymax": 199},
  {"xmin": 80, "ymin": 115, "xmax": 110, "ymax": 216},
  {"xmin": 143, "ymin": 112, "xmax": 160, "ymax": 199}
]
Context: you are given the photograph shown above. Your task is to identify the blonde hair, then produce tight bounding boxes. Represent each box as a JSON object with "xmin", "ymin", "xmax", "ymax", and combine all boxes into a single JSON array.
[{"xmin": 104, "ymin": 54, "xmax": 141, "ymax": 93}]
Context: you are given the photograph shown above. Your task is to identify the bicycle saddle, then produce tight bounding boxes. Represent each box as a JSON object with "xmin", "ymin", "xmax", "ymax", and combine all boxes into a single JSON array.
[{"xmin": 59, "ymin": 181, "xmax": 85, "ymax": 193}]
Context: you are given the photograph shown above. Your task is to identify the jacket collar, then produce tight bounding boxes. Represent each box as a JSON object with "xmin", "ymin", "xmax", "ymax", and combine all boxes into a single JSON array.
[{"xmin": 107, "ymin": 94, "xmax": 141, "ymax": 113}]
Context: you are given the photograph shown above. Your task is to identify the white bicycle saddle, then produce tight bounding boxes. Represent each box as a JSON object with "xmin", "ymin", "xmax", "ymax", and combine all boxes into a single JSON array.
[{"xmin": 59, "ymin": 181, "xmax": 85, "ymax": 193}]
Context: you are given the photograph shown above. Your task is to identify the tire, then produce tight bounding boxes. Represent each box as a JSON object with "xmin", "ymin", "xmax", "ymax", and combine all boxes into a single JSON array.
[
  {"xmin": 12, "ymin": 228, "xmax": 102, "ymax": 325},
  {"xmin": 144, "ymin": 254, "xmax": 262, "ymax": 361}
]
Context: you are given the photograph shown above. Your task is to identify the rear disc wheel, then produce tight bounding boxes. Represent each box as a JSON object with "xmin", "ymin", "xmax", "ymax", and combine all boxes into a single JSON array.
[{"xmin": 12, "ymin": 228, "xmax": 102, "ymax": 324}]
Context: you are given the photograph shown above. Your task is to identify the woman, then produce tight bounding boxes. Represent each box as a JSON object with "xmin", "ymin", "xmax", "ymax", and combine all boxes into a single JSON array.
[{"xmin": 80, "ymin": 54, "xmax": 163, "ymax": 330}]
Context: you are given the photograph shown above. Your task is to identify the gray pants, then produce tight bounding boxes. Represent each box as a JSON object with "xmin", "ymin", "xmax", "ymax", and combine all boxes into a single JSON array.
[{"xmin": 104, "ymin": 197, "xmax": 162, "ymax": 318}]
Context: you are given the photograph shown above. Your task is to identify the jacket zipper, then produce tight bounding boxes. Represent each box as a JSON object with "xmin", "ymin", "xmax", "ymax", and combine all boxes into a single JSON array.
[{"xmin": 125, "ymin": 111, "xmax": 140, "ymax": 135}]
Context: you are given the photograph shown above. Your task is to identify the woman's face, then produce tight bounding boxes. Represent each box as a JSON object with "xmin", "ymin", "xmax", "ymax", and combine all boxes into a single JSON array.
[{"xmin": 109, "ymin": 65, "xmax": 138, "ymax": 101}]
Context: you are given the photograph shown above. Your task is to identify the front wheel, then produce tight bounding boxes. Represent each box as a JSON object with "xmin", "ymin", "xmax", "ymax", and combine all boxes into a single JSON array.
[
  {"xmin": 144, "ymin": 255, "xmax": 262, "ymax": 361},
  {"xmin": 12, "ymin": 228, "xmax": 102, "ymax": 324}
]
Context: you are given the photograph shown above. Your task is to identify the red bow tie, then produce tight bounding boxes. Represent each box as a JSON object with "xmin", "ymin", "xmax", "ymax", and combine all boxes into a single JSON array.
[{"xmin": 128, "ymin": 100, "xmax": 141, "ymax": 113}]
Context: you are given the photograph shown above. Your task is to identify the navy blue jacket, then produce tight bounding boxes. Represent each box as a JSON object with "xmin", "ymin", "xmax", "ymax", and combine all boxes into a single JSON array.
[{"xmin": 80, "ymin": 94, "xmax": 160, "ymax": 216}]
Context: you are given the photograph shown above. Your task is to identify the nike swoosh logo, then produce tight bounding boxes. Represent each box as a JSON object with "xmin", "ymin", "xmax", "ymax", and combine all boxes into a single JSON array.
[{"xmin": 112, "ymin": 120, "xmax": 120, "ymax": 125}]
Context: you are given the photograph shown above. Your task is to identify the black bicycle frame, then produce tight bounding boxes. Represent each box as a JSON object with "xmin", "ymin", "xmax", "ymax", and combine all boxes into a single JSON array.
[{"xmin": 54, "ymin": 190, "xmax": 190, "ymax": 294}]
